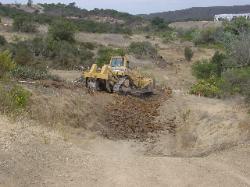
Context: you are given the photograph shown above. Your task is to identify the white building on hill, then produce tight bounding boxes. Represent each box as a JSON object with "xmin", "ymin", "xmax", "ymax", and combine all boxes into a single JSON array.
[{"xmin": 214, "ymin": 13, "xmax": 250, "ymax": 21}]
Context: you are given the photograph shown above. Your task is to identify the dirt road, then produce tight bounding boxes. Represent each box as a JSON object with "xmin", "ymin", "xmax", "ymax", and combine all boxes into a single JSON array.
[{"xmin": 0, "ymin": 115, "xmax": 249, "ymax": 187}]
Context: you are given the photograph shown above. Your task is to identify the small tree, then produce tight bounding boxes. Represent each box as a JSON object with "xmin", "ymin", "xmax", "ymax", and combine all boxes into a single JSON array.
[
  {"xmin": 228, "ymin": 34, "xmax": 250, "ymax": 67},
  {"xmin": 0, "ymin": 35, "xmax": 7, "ymax": 46},
  {"xmin": 211, "ymin": 51, "xmax": 226, "ymax": 77},
  {"xmin": 192, "ymin": 59, "xmax": 217, "ymax": 79},
  {"xmin": 27, "ymin": 0, "xmax": 32, "ymax": 7},
  {"xmin": 224, "ymin": 17, "xmax": 250, "ymax": 35},
  {"xmin": 151, "ymin": 17, "xmax": 169, "ymax": 30},
  {"xmin": 68, "ymin": 2, "xmax": 76, "ymax": 8},
  {"xmin": 97, "ymin": 47, "xmax": 125, "ymax": 66},
  {"xmin": 48, "ymin": 20, "xmax": 76, "ymax": 43},
  {"xmin": 128, "ymin": 41, "xmax": 157, "ymax": 58},
  {"xmin": 0, "ymin": 50, "xmax": 16, "ymax": 78},
  {"xmin": 184, "ymin": 47, "xmax": 193, "ymax": 61}
]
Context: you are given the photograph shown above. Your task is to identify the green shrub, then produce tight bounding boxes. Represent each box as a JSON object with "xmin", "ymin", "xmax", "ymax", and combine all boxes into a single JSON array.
[
  {"xmin": 80, "ymin": 42, "xmax": 96, "ymax": 50},
  {"xmin": 0, "ymin": 35, "xmax": 6, "ymax": 46},
  {"xmin": 9, "ymin": 36, "xmax": 95, "ymax": 69},
  {"xmin": 13, "ymin": 43, "xmax": 33, "ymax": 65},
  {"xmin": 151, "ymin": 17, "xmax": 170, "ymax": 31},
  {"xmin": 13, "ymin": 16, "xmax": 37, "ymax": 33},
  {"xmin": 0, "ymin": 50, "xmax": 16, "ymax": 78},
  {"xmin": 12, "ymin": 65, "xmax": 51, "ymax": 80},
  {"xmin": 224, "ymin": 17, "xmax": 250, "ymax": 35},
  {"xmin": 211, "ymin": 51, "xmax": 226, "ymax": 77},
  {"xmin": 192, "ymin": 59, "xmax": 218, "ymax": 79},
  {"xmin": 176, "ymin": 28, "xmax": 197, "ymax": 41},
  {"xmin": 226, "ymin": 34, "xmax": 250, "ymax": 67},
  {"xmin": 48, "ymin": 19, "xmax": 76, "ymax": 42},
  {"xmin": 193, "ymin": 27, "xmax": 218, "ymax": 45},
  {"xmin": 45, "ymin": 39, "xmax": 94, "ymax": 68},
  {"xmin": 161, "ymin": 31, "xmax": 177, "ymax": 43},
  {"xmin": 190, "ymin": 77, "xmax": 222, "ymax": 97},
  {"xmin": 128, "ymin": 41, "xmax": 157, "ymax": 58},
  {"xmin": 9, "ymin": 85, "xmax": 30, "ymax": 108},
  {"xmin": 221, "ymin": 68, "xmax": 250, "ymax": 97},
  {"xmin": 184, "ymin": 47, "xmax": 193, "ymax": 61},
  {"xmin": 0, "ymin": 84, "xmax": 31, "ymax": 113},
  {"xmin": 97, "ymin": 47, "xmax": 125, "ymax": 66}
]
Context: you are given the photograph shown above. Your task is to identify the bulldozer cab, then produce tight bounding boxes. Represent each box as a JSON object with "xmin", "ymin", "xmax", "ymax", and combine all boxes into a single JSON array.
[
  {"xmin": 109, "ymin": 56, "xmax": 129, "ymax": 76},
  {"xmin": 109, "ymin": 56, "xmax": 130, "ymax": 76},
  {"xmin": 110, "ymin": 56, "xmax": 129, "ymax": 68}
]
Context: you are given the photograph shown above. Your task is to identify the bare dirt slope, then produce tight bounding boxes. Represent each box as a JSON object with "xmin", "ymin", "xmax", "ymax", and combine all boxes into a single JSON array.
[{"xmin": 0, "ymin": 115, "xmax": 250, "ymax": 187}]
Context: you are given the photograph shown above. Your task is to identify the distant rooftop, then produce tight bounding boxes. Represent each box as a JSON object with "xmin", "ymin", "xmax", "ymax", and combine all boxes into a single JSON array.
[{"xmin": 214, "ymin": 13, "xmax": 250, "ymax": 21}]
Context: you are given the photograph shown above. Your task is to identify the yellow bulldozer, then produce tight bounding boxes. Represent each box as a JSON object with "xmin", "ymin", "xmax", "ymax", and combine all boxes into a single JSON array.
[{"xmin": 83, "ymin": 56, "xmax": 155, "ymax": 96}]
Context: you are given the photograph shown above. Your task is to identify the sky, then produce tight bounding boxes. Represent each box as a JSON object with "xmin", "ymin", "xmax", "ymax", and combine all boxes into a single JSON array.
[{"xmin": 2, "ymin": 0, "xmax": 250, "ymax": 14}]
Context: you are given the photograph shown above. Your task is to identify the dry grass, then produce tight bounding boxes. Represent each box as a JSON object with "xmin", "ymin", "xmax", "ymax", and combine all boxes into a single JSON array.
[
  {"xmin": 169, "ymin": 21, "xmax": 222, "ymax": 30},
  {"xmin": 27, "ymin": 86, "xmax": 113, "ymax": 129}
]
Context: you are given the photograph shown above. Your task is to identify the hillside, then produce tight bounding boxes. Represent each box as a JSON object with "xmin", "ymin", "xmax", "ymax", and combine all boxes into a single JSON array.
[
  {"xmin": 144, "ymin": 5, "xmax": 250, "ymax": 22},
  {"xmin": 1, "ymin": 3, "xmax": 141, "ymax": 24},
  {"xmin": 0, "ymin": 3, "xmax": 144, "ymax": 34}
]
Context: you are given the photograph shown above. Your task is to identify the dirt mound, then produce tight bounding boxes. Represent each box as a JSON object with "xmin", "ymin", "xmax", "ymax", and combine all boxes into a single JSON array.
[{"xmin": 101, "ymin": 89, "xmax": 174, "ymax": 141}]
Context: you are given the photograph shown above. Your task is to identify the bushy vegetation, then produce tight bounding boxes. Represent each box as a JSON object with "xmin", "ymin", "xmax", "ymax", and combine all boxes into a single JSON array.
[
  {"xmin": 190, "ymin": 77, "xmax": 222, "ymax": 97},
  {"xmin": 97, "ymin": 47, "xmax": 125, "ymax": 66},
  {"xmin": 48, "ymin": 19, "xmax": 76, "ymax": 42},
  {"xmin": 128, "ymin": 41, "xmax": 157, "ymax": 59},
  {"xmin": 13, "ymin": 15, "xmax": 37, "ymax": 33},
  {"xmin": 211, "ymin": 51, "xmax": 226, "ymax": 77},
  {"xmin": 184, "ymin": 47, "xmax": 193, "ymax": 61},
  {"xmin": 0, "ymin": 35, "xmax": 6, "ymax": 46},
  {"xmin": 151, "ymin": 17, "xmax": 170, "ymax": 31},
  {"xmin": 224, "ymin": 17, "xmax": 250, "ymax": 35},
  {"xmin": 45, "ymin": 39, "xmax": 94, "ymax": 68},
  {"xmin": 160, "ymin": 30, "xmax": 177, "ymax": 43},
  {"xmin": 192, "ymin": 51, "xmax": 225, "ymax": 79},
  {"xmin": 0, "ymin": 84, "xmax": 31, "ymax": 113},
  {"xmin": 193, "ymin": 27, "xmax": 218, "ymax": 45},
  {"xmin": 0, "ymin": 49, "xmax": 31, "ymax": 114},
  {"xmin": 176, "ymin": 28, "xmax": 197, "ymax": 41},
  {"xmin": 221, "ymin": 68, "xmax": 250, "ymax": 98},
  {"xmin": 41, "ymin": 3, "xmax": 140, "ymax": 23},
  {"xmin": 191, "ymin": 46, "xmax": 250, "ymax": 102},
  {"xmin": 191, "ymin": 50, "xmax": 228, "ymax": 97},
  {"xmin": 0, "ymin": 4, "xmax": 137, "ymax": 34},
  {"xmin": 192, "ymin": 59, "xmax": 218, "ymax": 79},
  {"xmin": 80, "ymin": 42, "xmax": 97, "ymax": 50},
  {"xmin": 10, "ymin": 32, "xmax": 94, "ymax": 70},
  {"xmin": 12, "ymin": 65, "xmax": 59, "ymax": 80},
  {"xmin": 12, "ymin": 42, "xmax": 33, "ymax": 65},
  {"xmin": 225, "ymin": 34, "xmax": 250, "ymax": 67},
  {"xmin": 74, "ymin": 19, "xmax": 132, "ymax": 34},
  {"xmin": 0, "ymin": 50, "xmax": 16, "ymax": 79}
]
